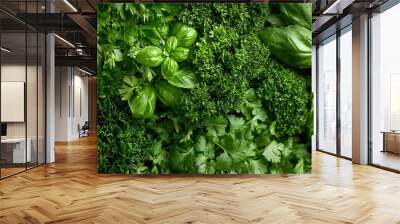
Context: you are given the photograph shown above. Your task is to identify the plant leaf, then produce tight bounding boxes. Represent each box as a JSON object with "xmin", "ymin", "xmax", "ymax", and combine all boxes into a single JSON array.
[
  {"xmin": 173, "ymin": 23, "xmax": 198, "ymax": 47},
  {"xmin": 216, "ymin": 152, "xmax": 232, "ymax": 172},
  {"xmin": 259, "ymin": 25, "xmax": 311, "ymax": 69},
  {"xmin": 280, "ymin": 3, "xmax": 312, "ymax": 29},
  {"xmin": 163, "ymin": 69, "xmax": 197, "ymax": 89},
  {"xmin": 155, "ymin": 80, "xmax": 183, "ymax": 107},
  {"xmin": 263, "ymin": 141, "xmax": 284, "ymax": 163},
  {"xmin": 165, "ymin": 36, "xmax": 178, "ymax": 52},
  {"xmin": 161, "ymin": 57, "xmax": 179, "ymax": 77},
  {"xmin": 171, "ymin": 47, "xmax": 190, "ymax": 62},
  {"xmin": 136, "ymin": 46, "xmax": 164, "ymax": 67},
  {"xmin": 129, "ymin": 84, "xmax": 156, "ymax": 119}
]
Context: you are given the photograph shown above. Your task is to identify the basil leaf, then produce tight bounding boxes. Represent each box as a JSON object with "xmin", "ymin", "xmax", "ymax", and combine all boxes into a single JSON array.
[
  {"xmin": 173, "ymin": 23, "xmax": 197, "ymax": 47},
  {"xmin": 280, "ymin": 3, "xmax": 312, "ymax": 29},
  {"xmin": 259, "ymin": 25, "xmax": 311, "ymax": 69},
  {"xmin": 161, "ymin": 57, "xmax": 179, "ymax": 77},
  {"xmin": 129, "ymin": 84, "xmax": 156, "ymax": 119},
  {"xmin": 142, "ymin": 28, "xmax": 164, "ymax": 47},
  {"xmin": 157, "ymin": 23, "xmax": 170, "ymax": 39},
  {"xmin": 171, "ymin": 47, "xmax": 190, "ymax": 62},
  {"xmin": 165, "ymin": 36, "xmax": 178, "ymax": 52},
  {"xmin": 143, "ymin": 67, "xmax": 155, "ymax": 82},
  {"xmin": 136, "ymin": 46, "xmax": 164, "ymax": 67},
  {"xmin": 164, "ymin": 69, "xmax": 197, "ymax": 89},
  {"xmin": 155, "ymin": 80, "xmax": 183, "ymax": 107}
]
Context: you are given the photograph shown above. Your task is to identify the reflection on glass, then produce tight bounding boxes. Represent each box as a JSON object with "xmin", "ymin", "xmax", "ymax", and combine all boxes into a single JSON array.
[
  {"xmin": 371, "ymin": 3, "xmax": 400, "ymax": 171},
  {"xmin": 318, "ymin": 35, "xmax": 337, "ymax": 154},
  {"xmin": 340, "ymin": 27, "xmax": 352, "ymax": 158},
  {"xmin": 1, "ymin": 32, "xmax": 27, "ymax": 177},
  {"xmin": 27, "ymin": 31, "xmax": 38, "ymax": 169},
  {"xmin": 38, "ymin": 33, "xmax": 46, "ymax": 165}
]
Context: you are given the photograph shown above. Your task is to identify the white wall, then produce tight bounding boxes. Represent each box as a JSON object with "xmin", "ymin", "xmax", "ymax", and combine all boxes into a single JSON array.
[{"xmin": 55, "ymin": 66, "xmax": 89, "ymax": 141}]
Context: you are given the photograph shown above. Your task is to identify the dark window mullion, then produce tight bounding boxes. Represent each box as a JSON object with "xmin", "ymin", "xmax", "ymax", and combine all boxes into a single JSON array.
[{"xmin": 336, "ymin": 27, "xmax": 341, "ymax": 157}]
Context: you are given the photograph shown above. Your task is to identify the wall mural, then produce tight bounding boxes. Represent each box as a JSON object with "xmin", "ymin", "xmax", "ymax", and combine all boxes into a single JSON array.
[{"xmin": 97, "ymin": 3, "xmax": 313, "ymax": 174}]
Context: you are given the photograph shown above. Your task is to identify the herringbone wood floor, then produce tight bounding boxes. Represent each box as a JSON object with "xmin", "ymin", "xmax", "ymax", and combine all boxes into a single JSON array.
[{"xmin": 1, "ymin": 136, "xmax": 400, "ymax": 224}]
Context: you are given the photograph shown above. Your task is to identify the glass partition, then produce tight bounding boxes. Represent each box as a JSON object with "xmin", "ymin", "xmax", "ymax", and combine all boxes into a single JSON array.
[
  {"xmin": 1, "ymin": 30, "xmax": 28, "ymax": 177},
  {"xmin": 370, "ymin": 3, "xmax": 400, "ymax": 171},
  {"xmin": 0, "ymin": 1, "xmax": 46, "ymax": 179},
  {"xmin": 27, "ymin": 30, "xmax": 38, "ymax": 169},
  {"xmin": 317, "ymin": 35, "xmax": 337, "ymax": 154},
  {"xmin": 38, "ymin": 32, "xmax": 45, "ymax": 165}
]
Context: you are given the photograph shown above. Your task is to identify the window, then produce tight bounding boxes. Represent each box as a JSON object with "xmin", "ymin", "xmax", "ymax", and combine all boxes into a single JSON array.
[
  {"xmin": 370, "ymin": 3, "xmax": 400, "ymax": 171},
  {"xmin": 317, "ymin": 35, "xmax": 337, "ymax": 154},
  {"xmin": 339, "ymin": 26, "xmax": 352, "ymax": 158}
]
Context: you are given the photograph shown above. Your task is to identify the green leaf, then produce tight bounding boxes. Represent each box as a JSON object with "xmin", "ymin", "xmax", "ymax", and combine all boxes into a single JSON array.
[
  {"xmin": 219, "ymin": 135, "xmax": 239, "ymax": 154},
  {"xmin": 171, "ymin": 47, "xmax": 190, "ymax": 62},
  {"xmin": 227, "ymin": 115, "xmax": 245, "ymax": 132},
  {"xmin": 143, "ymin": 67, "xmax": 155, "ymax": 82},
  {"xmin": 194, "ymin": 136, "xmax": 215, "ymax": 159},
  {"xmin": 163, "ymin": 69, "xmax": 197, "ymax": 89},
  {"xmin": 263, "ymin": 141, "xmax": 284, "ymax": 163},
  {"xmin": 170, "ymin": 146, "xmax": 196, "ymax": 173},
  {"xmin": 161, "ymin": 57, "xmax": 179, "ymax": 77},
  {"xmin": 105, "ymin": 49, "xmax": 123, "ymax": 68},
  {"xmin": 266, "ymin": 14, "xmax": 286, "ymax": 27},
  {"xmin": 206, "ymin": 116, "xmax": 227, "ymax": 137},
  {"xmin": 129, "ymin": 84, "xmax": 156, "ymax": 119},
  {"xmin": 294, "ymin": 158, "xmax": 304, "ymax": 174},
  {"xmin": 157, "ymin": 23, "xmax": 170, "ymax": 39},
  {"xmin": 259, "ymin": 25, "xmax": 311, "ymax": 69},
  {"xmin": 136, "ymin": 46, "xmax": 164, "ymax": 67},
  {"xmin": 165, "ymin": 36, "xmax": 178, "ymax": 52},
  {"xmin": 248, "ymin": 160, "xmax": 267, "ymax": 174},
  {"xmin": 196, "ymin": 155, "xmax": 215, "ymax": 174},
  {"xmin": 151, "ymin": 141, "xmax": 168, "ymax": 173},
  {"xmin": 280, "ymin": 3, "xmax": 312, "ymax": 29},
  {"xmin": 216, "ymin": 153, "xmax": 232, "ymax": 172},
  {"xmin": 142, "ymin": 28, "xmax": 164, "ymax": 47},
  {"xmin": 118, "ymin": 76, "xmax": 140, "ymax": 101},
  {"xmin": 154, "ymin": 80, "xmax": 183, "ymax": 107},
  {"xmin": 173, "ymin": 23, "xmax": 197, "ymax": 47}
]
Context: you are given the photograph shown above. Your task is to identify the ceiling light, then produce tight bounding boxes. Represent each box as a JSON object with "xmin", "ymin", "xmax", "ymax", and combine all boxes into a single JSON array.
[
  {"xmin": 54, "ymin": 34, "xmax": 75, "ymax": 48},
  {"xmin": 1, "ymin": 47, "xmax": 11, "ymax": 53},
  {"xmin": 78, "ymin": 67, "xmax": 92, "ymax": 76},
  {"xmin": 63, "ymin": 0, "xmax": 78, "ymax": 12}
]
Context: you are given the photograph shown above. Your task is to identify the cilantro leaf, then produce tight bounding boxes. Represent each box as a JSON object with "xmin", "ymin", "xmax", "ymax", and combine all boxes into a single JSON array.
[{"xmin": 263, "ymin": 140, "xmax": 284, "ymax": 163}]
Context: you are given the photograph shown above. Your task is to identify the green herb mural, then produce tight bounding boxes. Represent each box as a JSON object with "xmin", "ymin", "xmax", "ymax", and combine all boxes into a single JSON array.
[{"xmin": 97, "ymin": 3, "xmax": 313, "ymax": 174}]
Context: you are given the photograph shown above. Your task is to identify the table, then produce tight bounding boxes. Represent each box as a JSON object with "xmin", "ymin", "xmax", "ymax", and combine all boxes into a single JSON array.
[{"xmin": 1, "ymin": 138, "xmax": 31, "ymax": 163}]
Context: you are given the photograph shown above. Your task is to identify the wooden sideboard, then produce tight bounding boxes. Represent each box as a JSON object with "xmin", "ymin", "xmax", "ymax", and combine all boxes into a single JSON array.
[{"xmin": 382, "ymin": 131, "xmax": 400, "ymax": 154}]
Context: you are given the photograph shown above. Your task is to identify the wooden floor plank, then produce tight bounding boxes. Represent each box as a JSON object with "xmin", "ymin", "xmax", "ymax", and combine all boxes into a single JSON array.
[{"xmin": 0, "ymin": 136, "xmax": 400, "ymax": 223}]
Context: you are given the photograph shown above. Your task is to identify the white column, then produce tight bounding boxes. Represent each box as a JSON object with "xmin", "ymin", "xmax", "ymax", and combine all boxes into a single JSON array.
[{"xmin": 46, "ymin": 32, "xmax": 55, "ymax": 163}]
